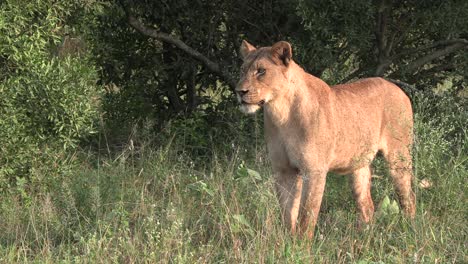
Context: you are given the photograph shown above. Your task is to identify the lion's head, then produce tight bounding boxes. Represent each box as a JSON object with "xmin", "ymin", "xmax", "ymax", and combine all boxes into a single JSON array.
[{"xmin": 236, "ymin": 40, "xmax": 293, "ymax": 114}]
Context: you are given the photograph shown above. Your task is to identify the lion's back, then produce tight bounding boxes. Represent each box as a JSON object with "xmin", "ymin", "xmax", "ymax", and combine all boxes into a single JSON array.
[
  {"xmin": 332, "ymin": 77, "xmax": 412, "ymax": 117},
  {"xmin": 333, "ymin": 77, "xmax": 408, "ymax": 100}
]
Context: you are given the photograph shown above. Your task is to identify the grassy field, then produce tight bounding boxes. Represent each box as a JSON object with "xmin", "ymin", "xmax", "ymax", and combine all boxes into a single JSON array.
[{"xmin": 0, "ymin": 95, "xmax": 466, "ymax": 263}]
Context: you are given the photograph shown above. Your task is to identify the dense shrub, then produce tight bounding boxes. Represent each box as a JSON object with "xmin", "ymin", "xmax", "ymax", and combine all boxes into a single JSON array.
[{"xmin": 0, "ymin": 1, "xmax": 101, "ymax": 192}]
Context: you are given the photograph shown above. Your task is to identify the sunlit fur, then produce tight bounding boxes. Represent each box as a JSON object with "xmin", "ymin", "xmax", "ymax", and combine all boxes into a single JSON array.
[
  {"xmin": 236, "ymin": 40, "xmax": 416, "ymax": 239},
  {"xmin": 240, "ymin": 103, "xmax": 261, "ymax": 114}
]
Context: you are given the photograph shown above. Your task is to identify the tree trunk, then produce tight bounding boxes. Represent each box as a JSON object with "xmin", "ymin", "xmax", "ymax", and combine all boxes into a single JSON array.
[{"xmin": 161, "ymin": 42, "xmax": 183, "ymax": 113}]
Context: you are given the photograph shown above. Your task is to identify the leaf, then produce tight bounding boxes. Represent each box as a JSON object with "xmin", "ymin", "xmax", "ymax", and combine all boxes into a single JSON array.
[
  {"xmin": 187, "ymin": 180, "xmax": 214, "ymax": 197},
  {"xmin": 389, "ymin": 200, "xmax": 400, "ymax": 214},
  {"xmin": 284, "ymin": 243, "xmax": 291, "ymax": 258},
  {"xmin": 232, "ymin": 214, "xmax": 246, "ymax": 224},
  {"xmin": 235, "ymin": 163, "xmax": 261, "ymax": 181},
  {"xmin": 235, "ymin": 165, "xmax": 248, "ymax": 180},
  {"xmin": 246, "ymin": 168, "xmax": 261, "ymax": 181},
  {"xmin": 381, "ymin": 195, "xmax": 390, "ymax": 211},
  {"xmin": 232, "ymin": 214, "xmax": 253, "ymax": 235}
]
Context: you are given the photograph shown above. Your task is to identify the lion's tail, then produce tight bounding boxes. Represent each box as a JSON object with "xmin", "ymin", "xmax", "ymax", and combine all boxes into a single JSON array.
[{"xmin": 385, "ymin": 78, "xmax": 417, "ymax": 97}]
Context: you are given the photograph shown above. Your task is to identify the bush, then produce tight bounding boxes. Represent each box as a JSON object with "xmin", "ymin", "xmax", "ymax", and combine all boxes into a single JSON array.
[{"xmin": 0, "ymin": 0, "xmax": 101, "ymax": 192}]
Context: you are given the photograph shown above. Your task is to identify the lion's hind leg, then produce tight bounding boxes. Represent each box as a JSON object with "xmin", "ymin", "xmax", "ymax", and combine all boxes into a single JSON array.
[
  {"xmin": 351, "ymin": 166, "xmax": 375, "ymax": 225},
  {"xmin": 381, "ymin": 142, "xmax": 416, "ymax": 218}
]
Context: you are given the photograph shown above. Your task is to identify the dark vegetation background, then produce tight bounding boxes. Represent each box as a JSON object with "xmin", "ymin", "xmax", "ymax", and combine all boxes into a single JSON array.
[{"xmin": 0, "ymin": 0, "xmax": 466, "ymax": 262}]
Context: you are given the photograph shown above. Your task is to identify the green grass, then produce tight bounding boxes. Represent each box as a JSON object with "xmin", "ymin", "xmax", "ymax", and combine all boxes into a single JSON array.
[{"xmin": 0, "ymin": 107, "xmax": 467, "ymax": 263}]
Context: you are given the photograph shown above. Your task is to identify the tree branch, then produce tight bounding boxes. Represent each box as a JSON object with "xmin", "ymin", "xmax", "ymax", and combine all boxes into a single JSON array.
[
  {"xmin": 395, "ymin": 39, "xmax": 468, "ymax": 60},
  {"xmin": 407, "ymin": 41, "xmax": 467, "ymax": 71},
  {"xmin": 384, "ymin": 30, "xmax": 398, "ymax": 57},
  {"xmin": 120, "ymin": 1, "xmax": 236, "ymax": 89},
  {"xmin": 417, "ymin": 63, "xmax": 456, "ymax": 76}
]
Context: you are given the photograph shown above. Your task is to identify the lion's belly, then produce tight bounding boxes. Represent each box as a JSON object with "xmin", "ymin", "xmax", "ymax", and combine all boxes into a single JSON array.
[
  {"xmin": 329, "ymin": 144, "xmax": 380, "ymax": 175},
  {"xmin": 328, "ymin": 98, "xmax": 383, "ymax": 174}
]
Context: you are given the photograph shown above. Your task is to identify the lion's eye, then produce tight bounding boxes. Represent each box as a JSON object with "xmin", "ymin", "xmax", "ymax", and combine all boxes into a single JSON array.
[{"xmin": 257, "ymin": 68, "xmax": 266, "ymax": 76}]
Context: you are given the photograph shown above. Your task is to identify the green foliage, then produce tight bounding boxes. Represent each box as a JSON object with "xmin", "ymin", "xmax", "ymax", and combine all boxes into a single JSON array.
[
  {"xmin": 153, "ymin": 103, "xmax": 263, "ymax": 163},
  {"xmin": 297, "ymin": 0, "xmax": 468, "ymax": 85},
  {"xmin": 296, "ymin": 0, "xmax": 374, "ymax": 80},
  {"xmin": 378, "ymin": 195, "xmax": 400, "ymax": 216},
  {"xmin": 0, "ymin": 0, "xmax": 101, "ymax": 191}
]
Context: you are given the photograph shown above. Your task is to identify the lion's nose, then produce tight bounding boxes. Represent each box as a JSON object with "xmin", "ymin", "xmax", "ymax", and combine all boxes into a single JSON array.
[{"xmin": 237, "ymin": 90, "xmax": 249, "ymax": 96}]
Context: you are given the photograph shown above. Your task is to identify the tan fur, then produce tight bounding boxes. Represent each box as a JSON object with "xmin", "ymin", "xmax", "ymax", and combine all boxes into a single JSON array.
[{"xmin": 236, "ymin": 40, "xmax": 416, "ymax": 238}]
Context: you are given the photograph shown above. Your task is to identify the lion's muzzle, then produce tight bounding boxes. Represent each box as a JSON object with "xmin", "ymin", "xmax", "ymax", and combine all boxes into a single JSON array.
[{"xmin": 236, "ymin": 89, "xmax": 265, "ymax": 106}]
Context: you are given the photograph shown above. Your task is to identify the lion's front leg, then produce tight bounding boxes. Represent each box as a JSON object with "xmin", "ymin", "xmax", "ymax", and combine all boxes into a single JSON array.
[
  {"xmin": 298, "ymin": 169, "xmax": 327, "ymax": 239},
  {"xmin": 275, "ymin": 168, "xmax": 303, "ymax": 234}
]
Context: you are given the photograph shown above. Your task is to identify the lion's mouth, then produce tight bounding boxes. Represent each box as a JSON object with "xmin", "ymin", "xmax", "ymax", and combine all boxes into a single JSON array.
[{"xmin": 242, "ymin": 100, "xmax": 265, "ymax": 106}]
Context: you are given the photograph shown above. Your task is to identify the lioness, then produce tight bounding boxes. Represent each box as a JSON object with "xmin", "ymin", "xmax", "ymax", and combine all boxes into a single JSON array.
[{"xmin": 236, "ymin": 40, "xmax": 416, "ymax": 238}]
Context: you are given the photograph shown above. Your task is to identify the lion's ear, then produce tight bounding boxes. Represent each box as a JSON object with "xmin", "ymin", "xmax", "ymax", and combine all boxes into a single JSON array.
[
  {"xmin": 240, "ymin": 40, "xmax": 256, "ymax": 60},
  {"xmin": 271, "ymin": 41, "xmax": 292, "ymax": 66}
]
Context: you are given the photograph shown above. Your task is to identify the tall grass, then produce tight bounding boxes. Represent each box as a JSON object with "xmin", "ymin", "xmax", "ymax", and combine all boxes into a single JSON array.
[{"xmin": 0, "ymin": 93, "xmax": 466, "ymax": 263}]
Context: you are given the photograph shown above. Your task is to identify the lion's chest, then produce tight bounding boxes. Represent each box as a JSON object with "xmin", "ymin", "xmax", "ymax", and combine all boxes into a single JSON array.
[
  {"xmin": 266, "ymin": 119, "xmax": 320, "ymax": 170},
  {"xmin": 280, "ymin": 133, "xmax": 304, "ymax": 169}
]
